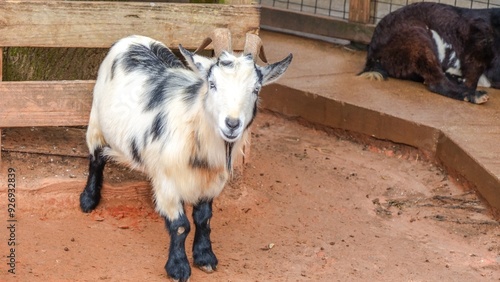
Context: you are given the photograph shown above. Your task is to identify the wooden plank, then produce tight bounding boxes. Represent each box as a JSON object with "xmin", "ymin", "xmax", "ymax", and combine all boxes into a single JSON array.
[
  {"xmin": 2, "ymin": 127, "xmax": 88, "ymax": 158},
  {"xmin": 0, "ymin": 1, "xmax": 260, "ymax": 49},
  {"xmin": 260, "ymin": 7, "xmax": 374, "ymax": 44},
  {"xmin": 349, "ymin": 0, "xmax": 372, "ymax": 24},
  {"xmin": 224, "ymin": 0, "xmax": 255, "ymax": 4},
  {"xmin": 0, "ymin": 81, "xmax": 94, "ymax": 128}
]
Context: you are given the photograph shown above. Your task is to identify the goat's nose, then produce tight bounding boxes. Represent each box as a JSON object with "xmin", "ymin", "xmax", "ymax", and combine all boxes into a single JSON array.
[{"xmin": 225, "ymin": 117, "xmax": 241, "ymax": 130}]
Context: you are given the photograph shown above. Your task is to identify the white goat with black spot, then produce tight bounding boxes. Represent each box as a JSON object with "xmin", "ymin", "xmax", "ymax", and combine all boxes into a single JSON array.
[{"xmin": 80, "ymin": 29, "xmax": 292, "ymax": 281}]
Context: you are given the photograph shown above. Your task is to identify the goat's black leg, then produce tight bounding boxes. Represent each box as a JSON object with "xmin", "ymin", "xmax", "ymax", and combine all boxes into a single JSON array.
[
  {"xmin": 165, "ymin": 213, "xmax": 191, "ymax": 282},
  {"xmin": 428, "ymin": 80, "xmax": 489, "ymax": 104},
  {"xmin": 467, "ymin": 90, "xmax": 489, "ymax": 104},
  {"xmin": 80, "ymin": 147, "xmax": 107, "ymax": 212},
  {"xmin": 414, "ymin": 49, "xmax": 489, "ymax": 104},
  {"xmin": 192, "ymin": 199, "xmax": 218, "ymax": 272}
]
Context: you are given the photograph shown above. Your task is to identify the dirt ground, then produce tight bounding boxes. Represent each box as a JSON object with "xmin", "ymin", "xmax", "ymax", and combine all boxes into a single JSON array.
[{"xmin": 0, "ymin": 111, "xmax": 499, "ymax": 281}]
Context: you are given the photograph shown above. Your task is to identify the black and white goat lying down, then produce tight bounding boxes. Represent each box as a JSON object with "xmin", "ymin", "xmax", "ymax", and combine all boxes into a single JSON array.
[
  {"xmin": 359, "ymin": 2, "xmax": 500, "ymax": 104},
  {"xmin": 79, "ymin": 29, "xmax": 292, "ymax": 281}
]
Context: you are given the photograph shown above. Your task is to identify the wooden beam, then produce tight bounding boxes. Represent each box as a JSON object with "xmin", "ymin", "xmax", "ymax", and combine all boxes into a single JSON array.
[
  {"xmin": 0, "ymin": 81, "xmax": 94, "ymax": 128},
  {"xmin": 0, "ymin": 48, "xmax": 2, "ymax": 160},
  {"xmin": 260, "ymin": 7, "xmax": 374, "ymax": 44},
  {"xmin": 349, "ymin": 0, "xmax": 372, "ymax": 24},
  {"xmin": 0, "ymin": 1, "xmax": 260, "ymax": 49}
]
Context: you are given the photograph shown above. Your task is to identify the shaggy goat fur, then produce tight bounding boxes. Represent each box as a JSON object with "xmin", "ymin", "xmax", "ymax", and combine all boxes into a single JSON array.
[{"xmin": 80, "ymin": 34, "xmax": 292, "ymax": 281}]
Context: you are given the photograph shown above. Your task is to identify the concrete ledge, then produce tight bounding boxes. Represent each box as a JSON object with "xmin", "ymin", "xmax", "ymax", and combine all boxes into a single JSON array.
[
  {"xmin": 261, "ymin": 84, "xmax": 441, "ymax": 153},
  {"xmin": 437, "ymin": 135, "xmax": 500, "ymax": 212},
  {"xmin": 259, "ymin": 30, "xmax": 500, "ymax": 216}
]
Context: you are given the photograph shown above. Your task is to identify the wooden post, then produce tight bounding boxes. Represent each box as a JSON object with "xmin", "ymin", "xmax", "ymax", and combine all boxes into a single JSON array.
[
  {"xmin": 0, "ymin": 48, "xmax": 3, "ymax": 162},
  {"xmin": 349, "ymin": 0, "xmax": 372, "ymax": 24},
  {"xmin": 224, "ymin": 0, "xmax": 255, "ymax": 5}
]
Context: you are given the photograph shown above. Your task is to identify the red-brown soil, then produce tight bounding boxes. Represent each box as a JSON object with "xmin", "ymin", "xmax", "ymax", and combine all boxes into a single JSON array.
[{"xmin": 1, "ymin": 111, "xmax": 499, "ymax": 281}]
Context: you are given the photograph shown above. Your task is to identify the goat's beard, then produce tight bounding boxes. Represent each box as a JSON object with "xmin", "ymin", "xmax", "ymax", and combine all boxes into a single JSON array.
[{"xmin": 225, "ymin": 141, "xmax": 234, "ymax": 171}]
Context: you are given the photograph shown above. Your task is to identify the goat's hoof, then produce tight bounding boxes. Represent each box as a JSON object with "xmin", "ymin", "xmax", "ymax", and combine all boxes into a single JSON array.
[
  {"xmin": 193, "ymin": 249, "xmax": 218, "ymax": 273},
  {"xmin": 79, "ymin": 191, "xmax": 100, "ymax": 213},
  {"xmin": 198, "ymin": 264, "xmax": 216, "ymax": 273},
  {"xmin": 165, "ymin": 258, "xmax": 191, "ymax": 282},
  {"xmin": 472, "ymin": 91, "xmax": 489, "ymax": 104},
  {"xmin": 171, "ymin": 279, "xmax": 190, "ymax": 282}
]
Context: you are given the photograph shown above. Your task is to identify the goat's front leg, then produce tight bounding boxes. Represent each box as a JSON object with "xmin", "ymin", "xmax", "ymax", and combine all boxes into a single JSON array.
[
  {"xmin": 192, "ymin": 199, "xmax": 218, "ymax": 272},
  {"xmin": 165, "ymin": 212, "xmax": 191, "ymax": 282}
]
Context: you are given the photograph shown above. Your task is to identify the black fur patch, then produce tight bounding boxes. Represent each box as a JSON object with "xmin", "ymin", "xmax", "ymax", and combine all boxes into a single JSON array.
[
  {"xmin": 130, "ymin": 138, "xmax": 141, "ymax": 164},
  {"xmin": 189, "ymin": 155, "xmax": 210, "ymax": 170},
  {"xmin": 151, "ymin": 112, "xmax": 166, "ymax": 141},
  {"xmin": 145, "ymin": 75, "xmax": 171, "ymax": 111},
  {"xmin": 255, "ymin": 67, "xmax": 263, "ymax": 85},
  {"xmin": 119, "ymin": 40, "xmax": 205, "ymax": 112},
  {"xmin": 145, "ymin": 72, "xmax": 197, "ymax": 111},
  {"xmin": 218, "ymin": 59, "xmax": 234, "ymax": 68},
  {"xmin": 122, "ymin": 42, "xmax": 181, "ymax": 112},
  {"xmin": 244, "ymin": 53, "xmax": 254, "ymax": 61},
  {"xmin": 123, "ymin": 42, "xmax": 183, "ymax": 74},
  {"xmin": 150, "ymin": 42, "xmax": 185, "ymax": 69},
  {"xmin": 111, "ymin": 58, "xmax": 119, "ymax": 81},
  {"xmin": 183, "ymin": 79, "xmax": 203, "ymax": 104},
  {"xmin": 206, "ymin": 65, "xmax": 215, "ymax": 81},
  {"xmin": 245, "ymin": 100, "xmax": 258, "ymax": 130},
  {"xmin": 143, "ymin": 131, "xmax": 150, "ymax": 148}
]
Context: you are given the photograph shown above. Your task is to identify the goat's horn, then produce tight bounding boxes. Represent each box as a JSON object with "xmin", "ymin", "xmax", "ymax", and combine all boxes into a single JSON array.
[
  {"xmin": 244, "ymin": 33, "xmax": 268, "ymax": 63},
  {"xmin": 194, "ymin": 28, "xmax": 232, "ymax": 57}
]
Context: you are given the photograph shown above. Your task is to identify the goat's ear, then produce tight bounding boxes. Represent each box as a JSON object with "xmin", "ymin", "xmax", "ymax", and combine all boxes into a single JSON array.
[
  {"xmin": 179, "ymin": 44, "xmax": 213, "ymax": 73},
  {"xmin": 259, "ymin": 54, "xmax": 293, "ymax": 86}
]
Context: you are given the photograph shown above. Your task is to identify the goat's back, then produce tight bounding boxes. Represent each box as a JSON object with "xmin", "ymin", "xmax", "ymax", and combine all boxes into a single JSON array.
[{"xmin": 88, "ymin": 36, "xmax": 207, "ymax": 170}]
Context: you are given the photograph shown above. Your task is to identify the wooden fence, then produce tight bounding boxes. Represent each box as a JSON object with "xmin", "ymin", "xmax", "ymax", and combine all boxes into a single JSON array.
[{"xmin": 0, "ymin": 0, "xmax": 260, "ymax": 161}]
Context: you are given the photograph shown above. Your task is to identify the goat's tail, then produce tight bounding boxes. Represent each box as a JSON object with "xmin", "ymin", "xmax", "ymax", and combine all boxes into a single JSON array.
[
  {"xmin": 359, "ymin": 71, "xmax": 385, "ymax": 81},
  {"xmin": 358, "ymin": 57, "xmax": 388, "ymax": 81}
]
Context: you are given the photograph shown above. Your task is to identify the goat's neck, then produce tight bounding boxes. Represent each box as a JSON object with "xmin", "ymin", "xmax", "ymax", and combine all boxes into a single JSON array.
[{"xmin": 190, "ymin": 109, "xmax": 227, "ymax": 170}]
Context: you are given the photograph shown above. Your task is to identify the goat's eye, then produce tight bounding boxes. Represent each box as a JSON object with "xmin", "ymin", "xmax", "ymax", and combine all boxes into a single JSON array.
[
  {"xmin": 209, "ymin": 81, "xmax": 216, "ymax": 91},
  {"xmin": 253, "ymin": 86, "xmax": 261, "ymax": 95}
]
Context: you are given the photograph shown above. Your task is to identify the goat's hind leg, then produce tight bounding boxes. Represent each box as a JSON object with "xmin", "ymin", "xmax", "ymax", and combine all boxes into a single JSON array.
[
  {"xmin": 80, "ymin": 147, "xmax": 107, "ymax": 212},
  {"xmin": 409, "ymin": 38, "xmax": 487, "ymax": 103},
  {"xmin": 427, "ymin": 78, "xmax": 489, "ymax": 104},
  {"xmin": 192, "ymin": 199, "xmax": 218, "ymax": 272}
]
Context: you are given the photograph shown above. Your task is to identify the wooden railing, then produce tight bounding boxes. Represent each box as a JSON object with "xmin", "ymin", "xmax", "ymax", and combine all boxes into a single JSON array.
[{"xmin": 0, "ymin": 0, "xmax": 260, "ymax": 161}]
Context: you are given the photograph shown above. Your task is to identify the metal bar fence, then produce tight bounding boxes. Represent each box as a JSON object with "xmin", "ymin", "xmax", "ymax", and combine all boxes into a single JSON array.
[{"xmin": 259, "ymin": 0, "xmax": 500, "ymax": 24}]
